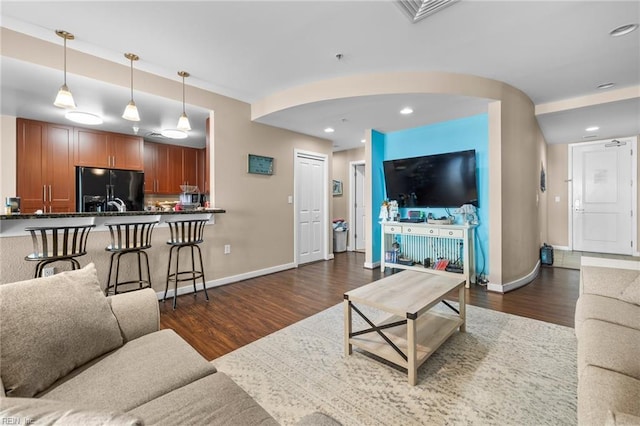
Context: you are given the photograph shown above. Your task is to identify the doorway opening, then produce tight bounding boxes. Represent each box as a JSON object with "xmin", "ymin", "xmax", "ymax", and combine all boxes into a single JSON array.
[{"xmin": 348, "ymin": 161, "xmax": 366, "ymax": 252}]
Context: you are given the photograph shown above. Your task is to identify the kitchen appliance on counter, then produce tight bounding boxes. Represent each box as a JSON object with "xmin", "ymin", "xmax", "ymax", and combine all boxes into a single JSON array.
[
  {"xmin": 179, "ymin": 185, "xmax": 204, "ymax": 210},
  {"xmin": 5, "ymin": 197, "xmax": 20, "ymax": 213},
  {"xmin": 76, "ymin": 167, "xmax": 144, "ymax": 212}
]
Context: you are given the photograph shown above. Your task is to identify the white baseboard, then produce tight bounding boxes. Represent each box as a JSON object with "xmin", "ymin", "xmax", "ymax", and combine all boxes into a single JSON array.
[
  {"xmin": 326, "ymin": 253, "xmax": 335, "ymax": 260},
  {"xmin": 551, "ymin": 245, "xmax": 570, "ymax": 251},
  {"xmin": 364, "ymin": 261, "xmax": 380, "ymax": 269},
  {"xmin": 156, "ymin": 262, "xmax": 297, "ymax": 300},
  {"xmin": 486, "ymin": 260, "xmax": 541, "ymax": 293}
]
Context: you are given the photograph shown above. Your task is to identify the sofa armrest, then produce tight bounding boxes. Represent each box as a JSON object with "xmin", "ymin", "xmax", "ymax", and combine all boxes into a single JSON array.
[{"xmin": 108, "ymin": 288, "xmax": 160, "ymax": 342}]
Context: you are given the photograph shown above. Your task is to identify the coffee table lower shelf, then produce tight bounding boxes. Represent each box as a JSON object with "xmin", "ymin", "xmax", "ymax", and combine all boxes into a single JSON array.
[{"xmin": 348, "ymin": 311, "xmax": 463, "ymax": 372}]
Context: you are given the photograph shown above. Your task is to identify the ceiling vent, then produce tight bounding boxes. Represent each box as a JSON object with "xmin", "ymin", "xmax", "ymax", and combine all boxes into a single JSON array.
[{"xmin": 395, "ymin": 0, "xmax": 459, "ymax": 23}]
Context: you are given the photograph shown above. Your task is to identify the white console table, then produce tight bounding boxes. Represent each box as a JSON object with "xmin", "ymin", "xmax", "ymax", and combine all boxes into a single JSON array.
[{"xmin": 380, "ymin": 221, "xmax": 477, "ymax": 287}]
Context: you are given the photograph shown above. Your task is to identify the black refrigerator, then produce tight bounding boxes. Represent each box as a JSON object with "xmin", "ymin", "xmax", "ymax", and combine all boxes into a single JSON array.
[{"xmin": 76, "ymin": 167, "xmax": 145, "ymax": 212}]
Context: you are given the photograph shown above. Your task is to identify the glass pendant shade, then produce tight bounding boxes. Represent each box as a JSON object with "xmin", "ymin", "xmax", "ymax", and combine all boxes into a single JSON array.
[
  {"xmin": 54, "ymin": 84, "xmax": 76, "ymax": 109},
  {"xmin": 122, "ymin": 100, "xmax": 140, "ymax": 121},
  {"xmin": 177, "ymin": 112, "xmax": 191, "ymax": 131}
]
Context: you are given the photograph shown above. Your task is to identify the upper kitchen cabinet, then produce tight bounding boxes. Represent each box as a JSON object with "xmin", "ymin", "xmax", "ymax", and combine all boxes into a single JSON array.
[
  {"xmin": 182, "ymin": 147, "xmax": 199, "ymax": 189},
  {"xmin": 143, "ymin": 142, "xmax": 201, "ymax": 194},
  {"xmin": 75, "ymin": 128, "xmax": 143, "ymax": 170},
  {"xmin": 16, "ymin": 118, "xmax": 75, "ymax": 213}
]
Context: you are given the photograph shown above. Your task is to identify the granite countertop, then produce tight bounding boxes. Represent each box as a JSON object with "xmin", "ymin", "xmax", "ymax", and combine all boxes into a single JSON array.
[{"xmin": 0, "ymin": 208, "xmax": 226, "ymax": 220}]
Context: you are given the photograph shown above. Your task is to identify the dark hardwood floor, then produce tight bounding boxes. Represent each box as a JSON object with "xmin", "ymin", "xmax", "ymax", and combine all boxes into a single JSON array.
[{"xmin": 160, "ymin": 252, "xmax": 579, "ymax": 361}]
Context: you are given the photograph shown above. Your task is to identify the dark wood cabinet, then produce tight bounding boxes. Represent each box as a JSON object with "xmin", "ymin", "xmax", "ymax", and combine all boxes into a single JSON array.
[
  {"xmin": 75, "ymin": 128, "xmax": 143, "ymax": 170},
  {"xmin": 182, "ymin": 147, "xmax": 199, "ymax": 189},
  {"xmin": 198, "ymin": 148, "xmax": 206, "ymax": 194},
  {"xmin": 109, "ymin": 133, "xmax": 144, "ymax": 170},
  {"xmin": 17, "ymin": 118, "xmax": 74, "ymax": 213},
  {"xmin": 144, "ymin": 141, "xmax": 171, "ymax": 194},
  {"xmin": 144, "ymin": 142, "xmax": 202, "ymax": 195}
]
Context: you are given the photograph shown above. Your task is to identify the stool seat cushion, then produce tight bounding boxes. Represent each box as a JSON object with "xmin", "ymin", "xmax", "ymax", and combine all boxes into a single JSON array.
[{"xmin": 0, "ymin": 263, "xmax": 123, "ymax": 398}]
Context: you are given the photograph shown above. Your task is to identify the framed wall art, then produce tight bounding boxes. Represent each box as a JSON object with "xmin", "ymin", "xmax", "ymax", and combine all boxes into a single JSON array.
[
  {"xmin": 248, "ymin": 154, "xmax": 274, "ymax": 175},
  {"xmin": 332, "ymin": 180, "xmax": 343, "ymax": 196}
]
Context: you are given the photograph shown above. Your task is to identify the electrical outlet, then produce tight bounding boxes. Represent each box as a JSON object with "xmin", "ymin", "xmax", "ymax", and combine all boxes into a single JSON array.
[
  {"xmin": 224, "ymin": 244, "xmax": 231, "ymax": 254},
  {"xmin": 42, "ymin": 267, "xmax": 55, "ymax": 277}
]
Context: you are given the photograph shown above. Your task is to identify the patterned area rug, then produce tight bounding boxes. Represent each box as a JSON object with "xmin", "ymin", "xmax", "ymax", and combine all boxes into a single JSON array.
[{"xmin": 212, "ymin": 303, "xmax": 577, "ymax": 426}]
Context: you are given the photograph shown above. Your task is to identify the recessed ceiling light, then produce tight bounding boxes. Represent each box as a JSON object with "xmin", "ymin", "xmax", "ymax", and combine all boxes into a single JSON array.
[
  {"xmin": 610, "ymin": 23, "xmax": 639, "ymax": 37},
  {"xmin": 361, "ymin": 139, "xmax": 366, "ymax": 143},
  {"xmin": 597, "ymin": 82, "xmax": 615, "ymax": 89},
  {"xmin": 324, "ymin": 127, "xmax": 335, "ymax": 133},
  {"xmin": 161, "ymin": 128, "xmax": 188, "ymax": 139},
  {"xmin": 585, "ymin": 126, "xmax": 599, "ymax": 132},
  {"xmin": 64, "ymin": 111, "xmax": 103, "ymax": 125},
  {"xmin": 400, "ymin": 107, "xmax": 413, "ymax": 115}
]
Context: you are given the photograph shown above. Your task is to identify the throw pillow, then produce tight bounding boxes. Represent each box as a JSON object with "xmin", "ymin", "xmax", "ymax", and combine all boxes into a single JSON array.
[
  {"xmin": 0, "ymin": 397, "xmax": 144, "ymax": 426},
  {"xmin": 619, "ymin": 276, "xmax": 640, "ymax": 306},
  {"xmin": 0, "ymin": 263, "xmax": 124, "ymax": 397}
]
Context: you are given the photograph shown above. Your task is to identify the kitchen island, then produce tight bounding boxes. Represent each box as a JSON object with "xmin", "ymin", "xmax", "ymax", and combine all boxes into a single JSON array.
[{"xmin": 0, "ymin": 209, "xmax": 226, "ymax": 296}]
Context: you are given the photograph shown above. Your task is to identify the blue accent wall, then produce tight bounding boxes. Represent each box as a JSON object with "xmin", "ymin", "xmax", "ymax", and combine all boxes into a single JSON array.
[
  {"xmin": 371, "ymin": 130, "xmax": 386, "ymax": 264},
  {"xmin": 374, "ymin": 114, "xmax": 489, "ymax": 275}
]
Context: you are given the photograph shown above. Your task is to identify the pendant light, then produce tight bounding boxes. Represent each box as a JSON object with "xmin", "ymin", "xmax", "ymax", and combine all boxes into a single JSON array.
[
  {"xmin": 122, "ymin": 53, "xmax": 141, "ymax": 121},
  {"xmin": 176, "ymin": 71, "xmax": 191, "ymax": 131},
  {"xmin": 53, "ymin": 30, "xmax": 76, "ymax": 109}
]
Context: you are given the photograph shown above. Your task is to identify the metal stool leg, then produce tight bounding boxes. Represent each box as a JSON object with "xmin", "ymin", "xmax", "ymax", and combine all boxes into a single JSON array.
[
  {"xmin": 137, "ymin": 251, "xmax": 143, "ymax": 289},
  {"xmin": 195, "ymin": 244, "xmax": 209, "ymax": 301},
  {"xmin": 163, "ymin": 246, "xmax": 175, "ymax": 302},
  {"xmin": 172, "ymin": 246, "xmax": 182, "ymax": 310},
  {"xmin": 190, "ymin": 245, "xmax": 198, "ymax": 296},
  {"xmin": 141, "ymin": 250, "xmax": 152, "ymax": 289},
  {"xmin": 106, "ymin": 252, "xmax": 117, "ymax": 295}
]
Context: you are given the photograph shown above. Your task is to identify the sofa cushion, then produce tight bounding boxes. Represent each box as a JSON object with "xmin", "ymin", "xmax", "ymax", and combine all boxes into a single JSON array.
[
  {"xmin": 581, "ymin": 266, "xmax": 640, "ymax": 299},
  {"xmin": 605, "ymin": 410, "xmax": 640, "ymax": 426},
  {"xmin": 0, "ymin": 397, "xmax": 143, "ymax": 426},
  {"xmin": 39, "ymin": 329, "xmax": 217, "ymax": 412},
  {"xmin": 619, "ymin": 277, "xmax": 640, "ymax": 305},
  {"xmin": 578, "ymin": 319, "xmax": 640, "ymax": 380},
  {"xmin": 0, "ymin": 263, "xmax": 124, "ymax": 397},
  {"xmin": 579, "ymin": 365, "xmax": 640, "ymax": 426},
  {"xmin": 128, "ymin": 372, "xmax": 278, "ymax": 425},
  {"xmin": 575, "ymin": 294, "xmax": 640, "ymax": 337}
]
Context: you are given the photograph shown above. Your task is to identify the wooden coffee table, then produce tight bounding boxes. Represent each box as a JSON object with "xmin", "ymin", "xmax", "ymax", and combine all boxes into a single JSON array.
[{"xmin": 344, "ymin": 270, "xmax": 466, "ymax": 385}]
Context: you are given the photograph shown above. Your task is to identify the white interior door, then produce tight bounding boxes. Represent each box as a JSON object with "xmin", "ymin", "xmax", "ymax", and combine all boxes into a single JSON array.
[
  {"xmin": 296, "ymin": 153, "xmax": 326, "ymax": 264},
  {"xmin": 571, "ymin": 138, "xmax": 635, "ymax": 255},
  {"xmin": 354, "ymin": 164, "xmax": 366, "ymax": 251}
]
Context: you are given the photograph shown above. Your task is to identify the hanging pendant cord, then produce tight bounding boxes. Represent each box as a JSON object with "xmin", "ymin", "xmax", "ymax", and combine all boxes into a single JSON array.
[
  {"xmin": 182, "ymin": 74, "xmax": 186, "ymax": 114},
  {"xmin": 130, "ymin": 59, "xmax": 134, "ymax": 101},
  {"xmin": 63, "ymin": 37, "xmax": 67, "ymax": 86}
]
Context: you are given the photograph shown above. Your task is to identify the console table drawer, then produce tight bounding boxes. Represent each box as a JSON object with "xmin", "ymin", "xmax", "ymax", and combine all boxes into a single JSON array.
[
  {"xmin": 440, "ymin": 228, "xmax": 464, "ymax": 238},
  {"xmin": 384, "ymin": 225, "xmax": 403, "ymax": 234},
  {"xmin": 404, "ymin": 226, "xmax": 435, "ymax": 236}
]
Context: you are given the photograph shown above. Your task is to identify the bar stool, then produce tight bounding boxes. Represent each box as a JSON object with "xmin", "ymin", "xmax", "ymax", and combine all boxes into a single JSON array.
[
  {"xmin": 163, "ymin": 218, "xmax": 209, "ymax": 310},
  {"xmin": 25, "ymin": 224, "xmax": 95, "ymax": 278},
  {"xmin": 104, "ymin": 220, "xmax": 158, "ymax": 296}
]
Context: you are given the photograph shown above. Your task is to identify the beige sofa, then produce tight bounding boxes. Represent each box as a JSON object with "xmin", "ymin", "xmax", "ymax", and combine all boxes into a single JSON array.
[
  {"xmin": 0, "ymin": 264, "xmax": 337, "ymax": 425},
  {"xmin": 575, "ymin": 257, "xmax": 640, "ymax": 426}
]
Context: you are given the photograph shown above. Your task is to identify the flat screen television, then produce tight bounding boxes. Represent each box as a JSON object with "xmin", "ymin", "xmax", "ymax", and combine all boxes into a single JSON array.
[{"xmin": 383, "ymin": 149, "xmax": 478, "ymax": 208}]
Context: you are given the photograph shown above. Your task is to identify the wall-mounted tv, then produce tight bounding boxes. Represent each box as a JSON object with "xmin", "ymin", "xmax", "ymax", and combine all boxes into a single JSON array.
[{"xmin": 383, "ymin": 149, "xmax": 478, "ymax": 208}]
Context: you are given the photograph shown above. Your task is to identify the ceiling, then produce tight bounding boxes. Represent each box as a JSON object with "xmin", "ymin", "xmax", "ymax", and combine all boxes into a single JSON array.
[{"xmin": 1, "ymin": 1, "xmax": 639, "ymax": 151}]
